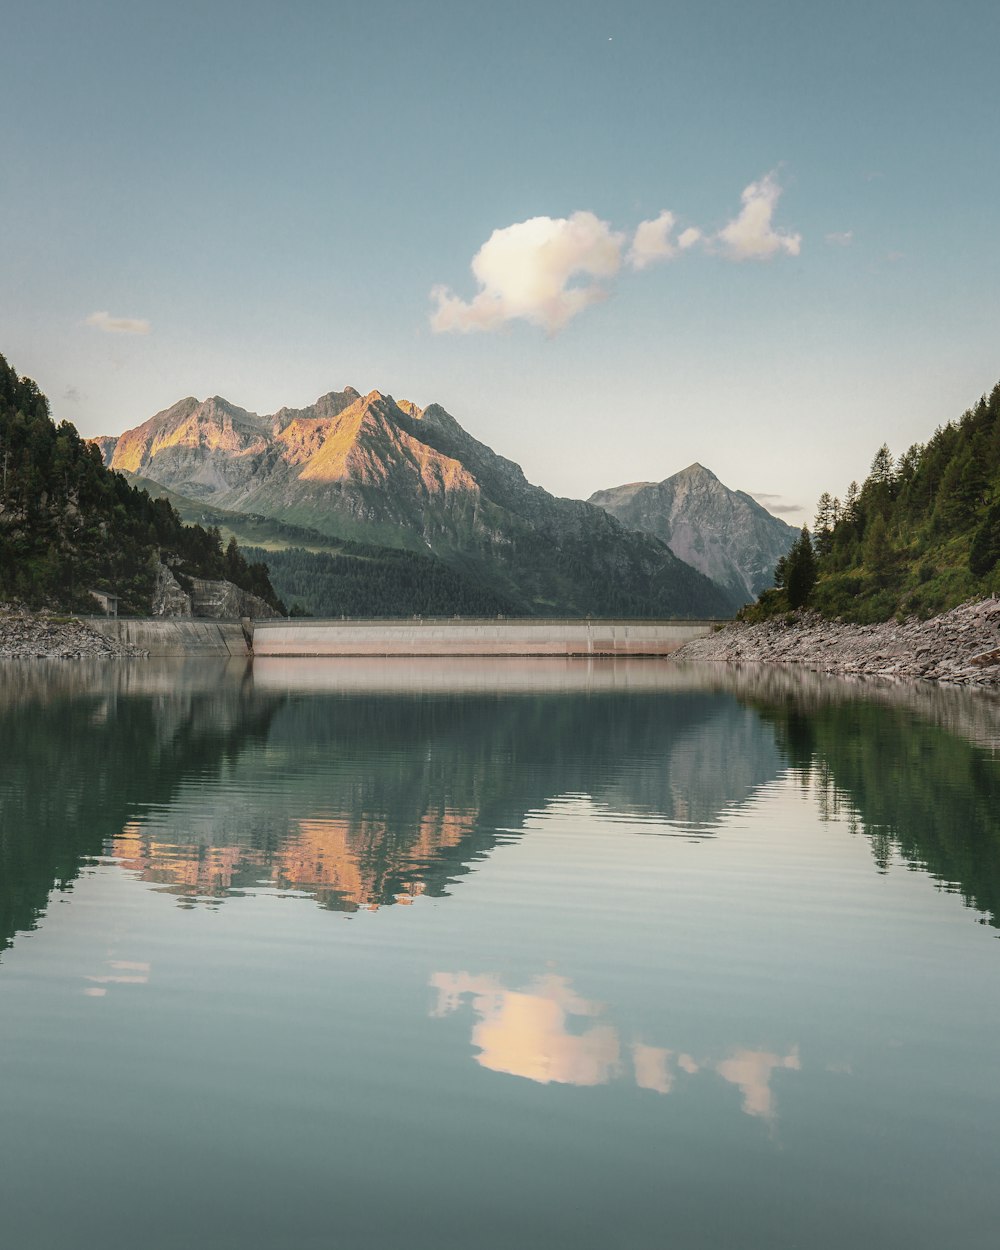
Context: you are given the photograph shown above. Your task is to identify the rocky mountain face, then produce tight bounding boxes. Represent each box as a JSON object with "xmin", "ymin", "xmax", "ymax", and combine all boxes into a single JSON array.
[
  {"xmin": 150, "ymin": 562, "xmax": 281, "ymax": 620},
  {"xmin": 97, "ymin": 391, "xmax": 739, "ymax": 618},
  {"xmin": 589, "ymin": 464, "xmax": 799, "ymax": 604}
]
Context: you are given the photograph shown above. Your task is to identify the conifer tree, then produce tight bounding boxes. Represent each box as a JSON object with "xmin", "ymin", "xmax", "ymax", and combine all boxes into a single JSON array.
[
  {"xmin": 863, "ymin": 513, "xmax": 892, "ymax": 582},
  {"xmin": 813, "ymin": 492, "xmax": 837, "ymax": 557},
  {"xmin": 970, "ymin": 503, "xmax": 1000, "ymax": 576},
  {"xmin": 785, "ymin": 528, "xmax": 817, "ymax": 609}
]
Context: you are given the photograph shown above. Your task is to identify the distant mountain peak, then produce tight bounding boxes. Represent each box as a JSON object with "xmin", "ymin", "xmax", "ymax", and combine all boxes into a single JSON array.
[
  {"xmin": 675, "ymin": 462, "xmax": 718, "ymax": 481},
  {"xmin": 589, "ymin": 463, "xmax": 797, "ymax": 603}
]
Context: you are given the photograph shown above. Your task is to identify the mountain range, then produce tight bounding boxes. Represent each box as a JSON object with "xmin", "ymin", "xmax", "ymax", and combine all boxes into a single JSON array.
[{"xmin": 95, "ymin": 388, "xmax": 741, "ymax": 618}]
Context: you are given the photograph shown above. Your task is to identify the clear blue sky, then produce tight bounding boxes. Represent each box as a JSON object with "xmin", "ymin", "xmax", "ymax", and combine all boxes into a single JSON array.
[{"xmin": 3, "ymin": 0, "xmax": 999, "ymax": 521}]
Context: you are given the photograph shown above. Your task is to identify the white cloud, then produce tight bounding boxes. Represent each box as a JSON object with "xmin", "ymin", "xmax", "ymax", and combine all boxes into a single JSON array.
[
  {"xmin": 430, "ymin": 211, "xmax": 625, "ymax": 334},
  {"xmin": 432, "ymin": 172, "xmax": 802, "ymax": 334},
  {"xmin": 85, "ymin": 310, "xmax": 151, "ymax": 335},
  {"xmin": 715, "ymin": 172, "xmax": 801, "ymax": 261},
  {"xmin": 825, "ymin": 230, "xmax": 854, "ymax": 246},
  {"xmin": 628, "ymin": 210, "xmax": 676, "ymax": 269}
]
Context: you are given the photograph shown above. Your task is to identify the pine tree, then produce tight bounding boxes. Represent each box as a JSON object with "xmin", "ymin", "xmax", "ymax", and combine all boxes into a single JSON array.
[
  {"xmin": 863, "ymin": 513, "xmax": 892, "ymax": 582},
  {"xmin": 785, "ymin": 528, "xmax": 817, "ymax": 609},
  {"xmin": 970, "ymin": 503, "xmax": 1000, "ymax": 576},
  {"xmin": 814, "ymin": 492, "xmax": 837, "ymax": 557}
]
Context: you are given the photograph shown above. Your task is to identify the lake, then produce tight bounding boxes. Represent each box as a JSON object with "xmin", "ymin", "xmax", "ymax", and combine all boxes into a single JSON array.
[{"xmin": 1, "ymin": 657, "xmax": 999, "ymax": 1249}]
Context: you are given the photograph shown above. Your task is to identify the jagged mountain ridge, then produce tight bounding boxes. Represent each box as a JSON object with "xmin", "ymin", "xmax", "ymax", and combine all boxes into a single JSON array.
[
  {"xmin": 589, "ymin": 463, "xmax": 799, "ymax": 603},
  {"xmin": 97, "ymin": 390, "xmax": 738, "ymax": 618}
]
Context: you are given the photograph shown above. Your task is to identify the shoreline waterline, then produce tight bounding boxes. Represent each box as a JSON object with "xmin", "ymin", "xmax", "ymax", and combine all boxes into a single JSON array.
[
  {"xmin": 3, "ymin": 599, "xmax": 999, "ymax": 687},
  {"xmin": 676, "ymin": 598, "xmax": 1000, "ymax": 687}
]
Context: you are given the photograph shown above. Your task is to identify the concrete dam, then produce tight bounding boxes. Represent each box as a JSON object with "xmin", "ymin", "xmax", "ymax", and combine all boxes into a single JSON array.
[
  {"xmin": 251, "ymin": 618, "xmax": 720, "ymax": 657},
  {"xmin": 88, "ymin": 617, "xmax": 722, "ymax": 657}
]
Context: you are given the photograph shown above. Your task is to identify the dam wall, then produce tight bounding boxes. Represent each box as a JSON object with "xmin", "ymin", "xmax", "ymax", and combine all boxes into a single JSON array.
[
  {"xmin": 86, "ymin": 618, "xmax": 249, "ymax": 656},
  {"xmin": 83, "ymin": 617, "xmax": 723, "ymax": 657},
  {"xmin": 251, "ymin": 618, "xmax": 721, "ymax": 657}
]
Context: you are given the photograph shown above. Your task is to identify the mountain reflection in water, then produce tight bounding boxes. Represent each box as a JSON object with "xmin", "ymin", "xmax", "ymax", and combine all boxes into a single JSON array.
[
  {"xmin": 3, "ymin": 658, "xmax": 999, "ymax": 1250},
  {"xmin": 2, "ymin": 657, "xmax": 1000, "ymax": 956}
]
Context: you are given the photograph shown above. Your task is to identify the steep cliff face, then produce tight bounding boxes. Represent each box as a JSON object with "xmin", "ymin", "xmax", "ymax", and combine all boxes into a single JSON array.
[
  {"xmin": 97, "ymin": 393, "xmax": 739, "ymax": 618},
  {"xmin": 590, "ymin": 464, "xmax": 798, "ymax": 603},
  {"xmin": 151, "ymin": 563, "xmax": 192, "ymax": 617},
  {"xmin": 151, "ymin": 562, "xmax": 280, "ymax": 619}
]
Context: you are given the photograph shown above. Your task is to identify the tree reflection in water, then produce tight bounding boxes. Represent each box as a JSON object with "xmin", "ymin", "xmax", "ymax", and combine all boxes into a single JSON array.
[{"xmin": 2, "ymin": 657, "xmax": 999, "ymax": 959}]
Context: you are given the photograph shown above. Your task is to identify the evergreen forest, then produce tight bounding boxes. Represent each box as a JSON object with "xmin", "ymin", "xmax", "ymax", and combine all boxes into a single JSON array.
[
  {"xmin": 243, "ymin": 544, "xmax": 519, "ymax": 618},
  {"xmin": 751, "ymin": 380, "xmax": 1000, "ymax": 622}
]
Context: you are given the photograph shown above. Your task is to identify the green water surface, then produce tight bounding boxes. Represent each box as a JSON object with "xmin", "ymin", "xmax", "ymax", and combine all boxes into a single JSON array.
[{"xmin": 1, "ymin": 657, "xmax": 998, "ymax": 1249}]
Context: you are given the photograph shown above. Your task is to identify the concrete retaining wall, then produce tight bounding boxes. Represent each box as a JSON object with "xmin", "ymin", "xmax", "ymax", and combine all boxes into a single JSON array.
[
  {"xmin": 252, "ymin": 618, "xmax": 720, "ymax": 657},
  {"xmin": 87, "ymin": 618, "xmax": 248, "ymax": 656}
]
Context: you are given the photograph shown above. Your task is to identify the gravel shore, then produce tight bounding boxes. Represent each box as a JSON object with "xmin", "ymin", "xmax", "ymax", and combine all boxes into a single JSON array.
[
  {"xmin": 676, "ymin": 598, "xmax": 1000, "ymax": 687},
  {"xmin": 0, "ymin": 605, "xmax": 147, "ymax": 658}
]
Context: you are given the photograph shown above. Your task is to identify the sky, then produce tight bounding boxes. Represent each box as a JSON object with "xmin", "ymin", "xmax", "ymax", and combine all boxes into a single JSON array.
[{"xmin": 3, "ymin": 0, "xmax": 1000, "ymax": 523}]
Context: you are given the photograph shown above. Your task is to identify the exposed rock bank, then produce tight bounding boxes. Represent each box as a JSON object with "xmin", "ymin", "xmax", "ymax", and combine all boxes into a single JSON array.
[
  {"xmin": 676, "ymin": 598, "xmax": 1000, "ymax": 687},
  {"xmin": 0, "ymin": 605, "xmax": 148, "ymax": 659}
]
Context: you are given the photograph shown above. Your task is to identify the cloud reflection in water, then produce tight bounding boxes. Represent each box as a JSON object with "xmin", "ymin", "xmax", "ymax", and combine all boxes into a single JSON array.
[{"xmin": 432, "ymin": 971, "xmax": 800, "ymax": 1121}]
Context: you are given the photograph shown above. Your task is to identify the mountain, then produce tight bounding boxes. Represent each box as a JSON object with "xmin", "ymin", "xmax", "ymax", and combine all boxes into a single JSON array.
[
  {"xmin": 589, "ymin": 464, "xmax": 799, "ymax": 603},
  {"xmin": 0, "ymin": 353, "xmax": 283, "ymax": 615},
  {"xmin": 97, "ymin": 390, "xmax": 739, "ymax": 618}
]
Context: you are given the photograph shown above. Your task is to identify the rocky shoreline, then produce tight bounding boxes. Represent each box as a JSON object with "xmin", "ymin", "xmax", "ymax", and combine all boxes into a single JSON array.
[
  {"xmin": 677, "ymin": 598, "xmax": 1000, "ymax": 687},
  {"xmin": 5, "ymin": 595, "xmax": 1000, "ymax": 682},
  {"xmin": 0, "ymin": 605, "xmax": 147, "ymax": 659}
]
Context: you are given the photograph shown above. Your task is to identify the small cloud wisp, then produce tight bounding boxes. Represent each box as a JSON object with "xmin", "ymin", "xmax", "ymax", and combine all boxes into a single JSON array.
[
  {"xmin": 714, "ymin": 172, "xmax": 801, "ymax": 261},
  {"xmin": 85, "ymin": 311, "xmax": 151, "ymax": 335},
  {"xmin": 628, "ymin": 210, "xmax": 677, "ymax": 269},
  {"xmin": 750, "ymin": 491, "xmax": 804, "ymax": 516}
]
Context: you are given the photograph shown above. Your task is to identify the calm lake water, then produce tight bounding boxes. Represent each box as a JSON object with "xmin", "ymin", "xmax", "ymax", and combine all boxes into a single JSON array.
[{"xmin": 2, "ymin": 657, "xmax": 999, "ymax": 1250}]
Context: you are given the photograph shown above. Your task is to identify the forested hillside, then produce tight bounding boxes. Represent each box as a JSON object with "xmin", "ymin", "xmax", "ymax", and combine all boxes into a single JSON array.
[
  {"xmin": 0, "ymin": 354, "xmax": 283, "ymax": 614},
  {"xmin": 752, "ymin": 380, "xmax": 1000, "ymax": 622},
  {"xmin": 243, "ymin": 545, "xmax": 519, "ymax": 618}
]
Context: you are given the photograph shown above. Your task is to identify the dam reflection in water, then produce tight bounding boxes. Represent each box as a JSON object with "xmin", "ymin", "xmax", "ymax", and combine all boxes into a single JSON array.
[{"xmin": 1, "ymin": 657, "xmax": 1000, "ymax": 1250}]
